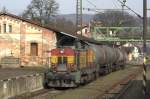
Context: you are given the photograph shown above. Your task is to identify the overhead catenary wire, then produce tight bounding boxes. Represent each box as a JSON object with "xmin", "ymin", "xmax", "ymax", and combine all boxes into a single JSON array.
[
  {"xmin": 86, "ymin": 0, "xmax": 125, "ymax": 11},
  {"xmin": 83, "ymin": 8, "xmax": 128, "ymax": 12},
  {"xmin": 85, "ymin": 0, "xmax": 142, "ymax": 19},
  {"xmin": 113, "ymin": 0, "xmax": 122, "ymax": 10},
  {"xmin": 117, "ymin": 0, "xmax": 142, "ymax": 19},
  {"xmin": 84, "ymin": 0, "xmax": 130, "ymax": 15},
  {"xmin": 86, "ymin": 0, "xmax": 97, "ymax": 9}
]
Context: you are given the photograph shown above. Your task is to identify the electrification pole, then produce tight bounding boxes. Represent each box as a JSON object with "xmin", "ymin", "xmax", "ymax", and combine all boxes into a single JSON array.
[
  {"xmin": 122, "ymin": 0, "xmax": 126, "ymax": 16},
  {"xmin": 143, "ymin": 0, "xmax": 148, "ymax": 95},
  {"xmin": 76, "ymin": 0, "xmax": 83, "ymax": 70},
  {"xmin": 76, "ymin": 0, "xmax": 83, "ymax": 36}
]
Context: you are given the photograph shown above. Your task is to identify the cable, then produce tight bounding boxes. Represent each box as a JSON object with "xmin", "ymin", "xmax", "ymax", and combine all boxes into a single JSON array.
[
  {"xmin": 117, "ymin": 0, "xmax": 142, "ymax": 19},
  {"xmin": 83, "ymin": 8, "xmax": 128, "ymax": 11},
  {"xmin": 113, "ymin": 0, "xmax": 121, "ymax": 10},
  {"xmin": 85, "ymin": 0, "xmax": 142, "ymax": 19},
  {"xmin": 86, "ymin": 0, "xmax": 97, "ymax": 8},
  {"xmin": 84, "ymin": 0, "xmax": 128, "ymax": 13}
]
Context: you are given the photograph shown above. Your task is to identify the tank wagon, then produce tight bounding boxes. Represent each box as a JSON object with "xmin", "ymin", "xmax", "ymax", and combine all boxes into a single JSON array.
[{"xmin": 43, "ymin": 42, "xmax": 128, "ymax": 88}]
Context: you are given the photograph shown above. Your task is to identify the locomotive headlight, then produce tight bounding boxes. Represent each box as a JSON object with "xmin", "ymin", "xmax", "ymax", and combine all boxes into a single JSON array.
[{"xmin": 60, "ymin": 49, "xmax": 64, "ymax": 54}]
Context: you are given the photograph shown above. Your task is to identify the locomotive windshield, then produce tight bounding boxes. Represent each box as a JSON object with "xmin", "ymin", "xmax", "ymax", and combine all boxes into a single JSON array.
[
  {"xmin": 57, "ymin": 56, "xmax": 68, "ymax": 71},
  {"xmin": 58, "ymin": 57, "xmax": 67, "ymax": 64}
]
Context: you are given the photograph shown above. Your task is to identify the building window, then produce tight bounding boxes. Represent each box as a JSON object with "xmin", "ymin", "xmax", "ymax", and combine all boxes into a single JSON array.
[
  {"xmin": 9, "ymin": 25, "xmax": 12, "ymax": 33},
  {"xmin": 3, "ymin": 24, "xmax": 6, "ymax": 33},
  {"xmin": 30, "ymin": 43, "xmax": 38, "ymax": 56},
  {"xmin": 85, "ymin": 29, "xmax": 88, "ymax": 34}
]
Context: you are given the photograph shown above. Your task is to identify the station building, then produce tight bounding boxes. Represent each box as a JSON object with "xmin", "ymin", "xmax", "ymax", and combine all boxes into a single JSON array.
[{"xmin": 0, "ymin": 12, "xmax": 57, "ymax": 67}]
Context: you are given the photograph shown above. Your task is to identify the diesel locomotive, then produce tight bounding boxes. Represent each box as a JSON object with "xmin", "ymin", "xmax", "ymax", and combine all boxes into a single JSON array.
[{"xmin": 43, "ymin": 41, "xmax": 128, "ymax": 88}]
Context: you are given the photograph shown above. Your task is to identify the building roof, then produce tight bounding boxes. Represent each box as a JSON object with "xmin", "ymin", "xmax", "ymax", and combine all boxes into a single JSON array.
[
  {"xmin": 60, "ymin": 32, "xmax": 102, "ymax": 45},
  {"xmin": 0, "ymin": 12, "xmax": 59, "ymax": 33},
  {"xmin": 0, "ymin": 12, "xmax": 102, "ymax": 45}
]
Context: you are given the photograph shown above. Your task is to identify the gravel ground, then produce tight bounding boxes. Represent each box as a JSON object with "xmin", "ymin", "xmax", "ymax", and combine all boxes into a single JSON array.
[
  {"xmin": 0, "ymin": 67, "xmax": 46, "ymax": 80},
  {"xmin": 30, "ymin": 66, "xmax": 141, "ymax": 99}
]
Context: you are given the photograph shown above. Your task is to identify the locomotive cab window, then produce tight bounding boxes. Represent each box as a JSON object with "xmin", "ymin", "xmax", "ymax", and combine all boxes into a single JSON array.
[
  {"xmin": 58, "ymin": 57, "xmax": 67, "ymax": 64},
  {"xmin": 30, "ymin": 42, "xmax": 38, "ymax": 56}
]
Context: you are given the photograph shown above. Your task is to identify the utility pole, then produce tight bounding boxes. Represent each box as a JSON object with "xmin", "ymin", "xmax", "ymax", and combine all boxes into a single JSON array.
[
  {"xmin": 76, "ymin": 0, "xmax": 83, "ymax": 36},
  {"xmin": 143, "ymin": 0, "xmax": 148, "ymax": 95}
]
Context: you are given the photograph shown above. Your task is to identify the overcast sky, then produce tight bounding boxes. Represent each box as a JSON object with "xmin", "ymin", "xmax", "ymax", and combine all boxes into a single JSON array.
[{"xmin": 0, "ymin": 0, "xmax": 150, "ymax": 16}]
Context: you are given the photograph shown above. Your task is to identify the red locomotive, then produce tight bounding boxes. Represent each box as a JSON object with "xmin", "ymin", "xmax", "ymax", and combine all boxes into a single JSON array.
[{"xmin": 43, "ymin": 42, "xmax": 128, "ymax": 88}]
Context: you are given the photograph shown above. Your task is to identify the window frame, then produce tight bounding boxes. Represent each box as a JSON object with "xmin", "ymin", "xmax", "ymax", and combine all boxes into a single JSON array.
[
  {"xmin": 3, "ymin": 24, "xmax": 6, "ymax": 33},
  {"xmin": 9, "ymin": 25, "xmax": 12, "ymax": 33},
  {"xmin": 0, "ymin": 25, "xmax": 1, "ymax": 33},
  {"xmin": 30, "ymin": 42, "xmax": 38, "ymax": 56}
]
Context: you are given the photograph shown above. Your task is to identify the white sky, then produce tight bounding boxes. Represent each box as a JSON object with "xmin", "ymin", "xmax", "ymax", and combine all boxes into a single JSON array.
[{"xmin": 0, "ymin": 0, "xmax": 150, "ymax": 16}]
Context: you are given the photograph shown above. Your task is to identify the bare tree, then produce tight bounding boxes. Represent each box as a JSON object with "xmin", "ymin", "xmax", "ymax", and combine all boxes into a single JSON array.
[
  {"xmin": 21, "ymin": 0, "xmax": 76, "ymax": 33},
  {"xmin": 55, "ymin": 17, "xmax": 76, "ymax": 33},
  {"xmin": 93, "ymin": 10, "xmax": 141, "ymax": 27},
  {"xmin": 1, "ymin": 6, "xmax": 8, "ymax": 13},
  {"xmin": 22, "ymin": 0, "xmax": 59, "ymax": 25}
]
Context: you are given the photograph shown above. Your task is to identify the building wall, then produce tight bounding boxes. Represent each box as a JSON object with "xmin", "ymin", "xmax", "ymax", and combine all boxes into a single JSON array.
[{"xmin": 0, "ymin": 15, "xmax": 57, "ymax": 67}]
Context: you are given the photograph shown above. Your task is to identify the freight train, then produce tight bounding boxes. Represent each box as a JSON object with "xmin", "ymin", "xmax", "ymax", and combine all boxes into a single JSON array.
[{"xmin": 43, "ymin": 41, "xmax": 128, "ymax": 88}]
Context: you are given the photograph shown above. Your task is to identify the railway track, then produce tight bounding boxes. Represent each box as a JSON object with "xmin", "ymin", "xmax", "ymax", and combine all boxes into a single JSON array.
[
  {"xmin": 100, "ymin": 66, "xmax": 142, "ymax": 99},
  {"xmin": 11, "ymin": 66, "xmax": 142, "ymax": 99}
]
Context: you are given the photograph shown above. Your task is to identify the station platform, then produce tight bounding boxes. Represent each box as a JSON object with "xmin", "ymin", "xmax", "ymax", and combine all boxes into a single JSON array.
[
  {"xmin": 117, "ymin": 80, "xmax": 150, "ymax": 99},
  {"xmin": 0, "ymin": 67, "xmax": 45, "ymax": 99},
  {"xmin": 0, "ymin": 67, "xmax": 45, "ymax": 80}
]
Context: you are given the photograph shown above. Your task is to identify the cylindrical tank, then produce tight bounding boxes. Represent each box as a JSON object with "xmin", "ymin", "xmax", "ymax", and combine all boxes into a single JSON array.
[
  {"xmin": 102, "ymin": 46, "xmax": 118, "ymax": 64},
  {"xmin": 89, "ymin": 44, "xmax": 118, "ymax": 65},
  {"xmin": 88, "ymin": 43, "xmax": 127, "ymax": 66},
  {"xmin": 116, "ymin": 48, "xmax": 128, "ymax": 63},
  {"xmin": 89, "ymin": 44, "xmax": 106, "ymax": 65}
]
